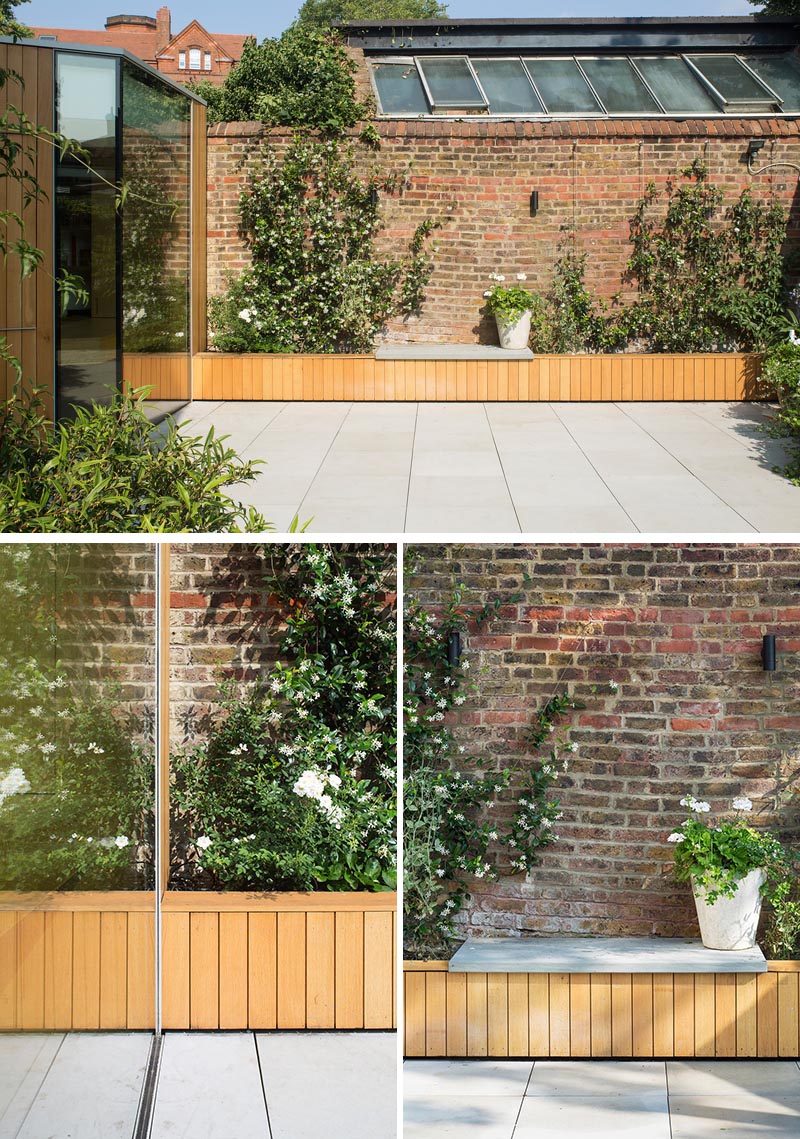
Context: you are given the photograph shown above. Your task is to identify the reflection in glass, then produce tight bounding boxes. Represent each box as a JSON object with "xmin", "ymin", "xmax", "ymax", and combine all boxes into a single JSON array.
[
  {"xmin": 0, "ymin": 544, "xmax": 156, "ymax": 892},
  {"xmin": 524, "ymin": 58, "xmax": 602, "ymax": 114},
  {"xmin": 748, "ymin": 54, "xmax": 800, "ymax": 112},
  {"xmin": 688, "ymin": 55, "xmax": 777, "ymax": 106},
  {"xmin": 472, "ymin": 59, "xmax": 544, "ymax": 114},
  {"xmin": 372, "ymin": 62, "xmax": 429, "ymax": 114},
  {"xmin": 634, "ymin": 57, "xmax": 720, "ymax": 114},
  {"xmin": 418, "ymin": 57, "xmax": 486, "ymax": 108},
  {"xmin": 55, "ymin": 54, "xmax": 119, "ymax": 420},
  {"xmin": 121, "ymin": 61, "xmax": 191, "ymax": 388},
  {"xmin": 580, "ymin": 58, "xmax": 660, "ymax": 115}
]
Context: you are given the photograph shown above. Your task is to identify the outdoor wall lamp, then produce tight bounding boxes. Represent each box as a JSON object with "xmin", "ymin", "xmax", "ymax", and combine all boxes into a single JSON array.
[
  {"xmin": 529, "ymin": 189, "xmax": 539, "ymax": 217},
  {"xmin": 746, "ymin": 139, "xmax": 766, "ymax": 163},
  {"xmin": 746, "ymin": 139, "xmax": 800, "ymax": 182},
  {"xmin": 762, "ymin": 633, "xmax": 777, "ymax": 672},
  {"xmin": 447, "ymin": 630, "xmax": 462, "ymax": 666}
]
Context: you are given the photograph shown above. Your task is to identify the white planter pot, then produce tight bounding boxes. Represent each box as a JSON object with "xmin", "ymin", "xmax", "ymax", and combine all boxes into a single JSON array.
[
  {"xmin": 691, "ymin": 868, "xmax": 766, "ymax": 950},
  {"xmin": 495, "ymin": 310, "xmax": 531, "ymax": 350}
]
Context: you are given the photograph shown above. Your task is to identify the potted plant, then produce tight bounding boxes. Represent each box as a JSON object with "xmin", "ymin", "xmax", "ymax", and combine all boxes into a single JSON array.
[
  {"xmin": 667, "ymin": 794, "xmax": 788, "ymax": 951},
  {"xmin": 483, "ymin": 273, "xmax": 536, "ymax": 350}
]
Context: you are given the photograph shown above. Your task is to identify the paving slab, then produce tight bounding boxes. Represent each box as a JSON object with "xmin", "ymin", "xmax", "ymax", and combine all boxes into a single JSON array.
[
  {"xmin": 527, "ymin": 1061, "xmax": 667, "ymax": 1097},
  {"xmin": 0, "ymin": 1035, "xmax": 63, "ymax": 1139},
  {"xmin": 514, "ymin": 1093, "xmax": 671, "ymax": 1138},
  {"xmin": 16, "ymin": 1033, "xmax": 150, "ymax": 1139},
  {"xmin": 257, "ymin": 1032, "xmax": 396, "ymax": 1139},
  {"xmin": 668, "ymin": 1094, "xmax": 800, "ymax": 1138},
  {"xmin": 404, "ymin": 1094, "xmax": 523, "ymax": 1138},
  {"xmin": 449, "ymin": 936, "xmax": 767, "ymax": 973},
  {"xmin": 667, "ymin": 1061, "xmax": 800, "ymax": 1096},
  {"xmin": 150, "ymin": 1033, "xmax": 268, "ymax": 1139},
  {"xmin": 404, "ymin": 1060, "xmax": 533, "ymax": 1098}
]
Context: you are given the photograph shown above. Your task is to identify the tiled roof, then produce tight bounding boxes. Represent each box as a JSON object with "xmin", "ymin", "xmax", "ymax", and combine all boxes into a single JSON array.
[{"xmin": 29, "ymin": 22, "xmax": 251, "ymax": 65}]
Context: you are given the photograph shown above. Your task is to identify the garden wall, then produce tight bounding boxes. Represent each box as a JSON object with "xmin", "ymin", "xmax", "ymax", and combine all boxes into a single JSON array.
[
  {"xmin": 206, "ymin": 104, "xmax": 800, "ymax": 345},
  {"xmin": 407, "ymin": 543, "xmax": 800, "ymax": 940}
]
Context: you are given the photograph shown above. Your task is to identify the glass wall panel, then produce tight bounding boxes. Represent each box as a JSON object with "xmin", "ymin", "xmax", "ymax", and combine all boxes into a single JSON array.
[
  {"xmin": 55, "ymin": 54, "xmax": 119, "ymax": 419},
  {"xmin": 523, "ymin": 58, "xmax": 602, "ymax": 114},
  {"xmin": 472, "ymin": 59, "xmax": 544, "ymax": 114},
  {"xmin": 0, "ymin": 543, "xmax": 156, "ymax": 1039},
  {"xmin": 121, "ymin": 60, "xmax": 192, "ymax": 414},
  {"xmin": 688, "ymin": 54, "xmax": 777, "ymax": 106},
  {"xmin": 580, "ymin": 58, "xmax": 661, "ymax": 114},
  {"xmin": 634, "ymin": 56, "xmax": 720, "ymax": 113},
  {"xmin": 417, "ymin": 57, "xmax": 486, "ymax": 108},
  {"xmin": 748, "ymin": 53, "xmax": 800, "ymax": 112},
  {"xmin": 372, "ymin": 62, "xmax": 429, "ymax": 114}
]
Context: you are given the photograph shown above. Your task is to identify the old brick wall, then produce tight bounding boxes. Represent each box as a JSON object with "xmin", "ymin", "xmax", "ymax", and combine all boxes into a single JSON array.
[
  {"xmin": 407, "ymin": 543, "xmax": 800, "ymax": 939},
  {"xmin": 169, "ymin": 543, "xmax": 283, "ymax": 746},
  {"xmin": 206, "ymin": 93, "xmax": 800, "ymax": 344}
]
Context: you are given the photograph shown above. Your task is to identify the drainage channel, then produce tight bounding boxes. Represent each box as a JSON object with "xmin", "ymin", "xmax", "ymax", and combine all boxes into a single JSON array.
[{"xmin": 132, "ymin": 1034, "xmax": 163, "ymax": 1139}]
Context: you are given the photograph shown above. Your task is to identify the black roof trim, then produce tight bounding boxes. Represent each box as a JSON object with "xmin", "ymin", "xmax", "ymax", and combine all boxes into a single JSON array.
[{"xmin": 342, "ymin": 16, "xmax": 800, "ymax": 54}]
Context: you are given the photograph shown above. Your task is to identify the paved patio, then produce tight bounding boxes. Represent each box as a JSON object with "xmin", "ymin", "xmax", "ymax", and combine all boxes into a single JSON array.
[
  {"xmin": 404, "ymin": 1058, "xmax": 800, "ymax": 1138},
  {"xmin": 0, "ymin": 1031, "xmax": 396, "ymax": 1138},
  {"xmin": 173, "ymin": 400, "xmax": 800, "ymax": 533}
]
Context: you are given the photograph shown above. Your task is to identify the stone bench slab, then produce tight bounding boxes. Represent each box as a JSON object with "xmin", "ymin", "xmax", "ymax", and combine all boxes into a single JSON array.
[
  {"xmin": 448, "ymin": 936, "xmax": 767, "ymax": 974},
  {"xmin": 375, "ymin": 344, "xmax": 534, "ymax": 360}
]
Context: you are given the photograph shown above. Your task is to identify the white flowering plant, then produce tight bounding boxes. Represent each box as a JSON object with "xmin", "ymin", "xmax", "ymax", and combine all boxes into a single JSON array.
[
  {"xmin": 668, "ymin": 794, "xmax": 790, "ymax": 903},
  {"xmin": 208, "ymin": 136, "xmax": 438, "ymax": 354},
  {"xmin": 171, "ymin": 544, "xmax": 396, "ymax": 892},
  {"xmin": 483, "ymin": 273, "xmax": 538, "ymax": 322},
  {"xmin": 403, "ymin": 564, "xmax": 617, "ymax": 959},
  {"xmin": 0, "ymin": 546, "xmax": 154, "ymax": 891}
]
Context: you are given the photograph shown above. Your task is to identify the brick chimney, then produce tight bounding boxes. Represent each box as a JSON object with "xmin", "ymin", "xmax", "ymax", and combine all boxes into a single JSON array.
[{"xmin": 155, "ymin": 5, "xmax": 171, "ymax": 52}]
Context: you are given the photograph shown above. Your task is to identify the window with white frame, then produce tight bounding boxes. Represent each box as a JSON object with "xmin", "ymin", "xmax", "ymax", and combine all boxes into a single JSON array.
[
  {"xmin": 204, "ymin": 52, "xmax": 212, "ymax": 70},
  {"xmin": 189, "ymin": 47, "xmax": 201, "ymax": 71},
  {"xmin": 178, "ymin": 50, "xmax": 186, "ymax": 69}
]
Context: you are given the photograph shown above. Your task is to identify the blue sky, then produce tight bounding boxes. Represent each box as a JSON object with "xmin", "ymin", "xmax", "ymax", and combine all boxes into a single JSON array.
[{"xmin": 23, "ymin": 0, "xmax": 752, "ymax": 42}]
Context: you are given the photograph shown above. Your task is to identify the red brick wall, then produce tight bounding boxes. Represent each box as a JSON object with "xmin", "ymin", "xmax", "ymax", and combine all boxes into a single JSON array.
[
  {"xmin": 407, "ymin": 543, "xmax": 800, "ymax": 939},
  {"xmin": 206, "ymin": 87, "xmax": 800, "ymax": 344}
]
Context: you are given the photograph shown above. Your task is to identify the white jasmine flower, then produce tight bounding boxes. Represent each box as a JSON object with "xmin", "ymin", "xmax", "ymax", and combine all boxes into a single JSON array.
[
  {"xmin": 238, "ymin": 308, "xmax": 252, "ymax": 323},
  {"xmin": 114, "ymin": 835, "xmax": 129, "ymax": 849},
  {"xmin": 327, "ymin": 773, "xmax": 342, "ymax": 789},
  {"xmin": 293, "ymin": 770, "xmax": 325, "ymax": 800},
  {"xmin": 608, "ymin": 680, "xmax": 618, "ymax": 692},
  {"xmin": 195, "ymin": 835, "xmax": 212, "ymax": 851},
  {"xmin": 0, "ymin": 767, "xmax": 31, "ymax": 797}
]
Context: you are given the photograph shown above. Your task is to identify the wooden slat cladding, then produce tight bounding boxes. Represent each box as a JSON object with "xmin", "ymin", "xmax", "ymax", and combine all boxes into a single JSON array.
[
  {"xmin": 0, "ymin": 44, "xmax": 55, "ymax": 413},
  {"xmin": 403, "ymin": 965, "xmax": 800, "ymax": 1059},
  {"xmin": 122, "ymin": 354, "xmax": 190, "ymax": 401},
  {"xmin": 0, "ymin": 895, "xmax": 395, "ymax": 1031},
  {"xmin": 161, "ymin": 903, "xmax": 395, "ymax": 1031},
  {"xmin": 193, "ymin": 352, "xmax": 765, "ymax": 403}
]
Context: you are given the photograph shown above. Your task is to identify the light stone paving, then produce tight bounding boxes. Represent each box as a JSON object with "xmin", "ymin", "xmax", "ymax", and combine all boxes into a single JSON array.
[
  {"xmin": 404, "ymin": 1059, "xmax": 800, "ymax": 1139},
  {"xmin": 172, "ymin": 400, "xmax": 800, "ymax": 534},
  {"xmin": 0, "ymin": 1032, "xmax": 396, "ymax": 1139}
]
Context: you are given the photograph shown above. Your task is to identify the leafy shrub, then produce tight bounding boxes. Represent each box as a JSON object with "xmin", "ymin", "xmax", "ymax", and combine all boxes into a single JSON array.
[
  {"xmin": 171, "ymin": 544, "xmax": 396, "ymax": 893},
  {"xmin": 539, "ymin": 239, "xmax": 620, "ymax": 353},
  {"xmin": 759, "ymin": 340, "xmax": 800, "ymax": 484},
  {"xmin": 762, "ymin": 879, "xmax": 800, "ymax": 960},
  {"xmin": 191, "ymin": 27, "xmax": 367, "ymax": 132},
  {"xmin": 617, "ymin": 161, "xmax": 788, "ymax": 351},
  {"xmin": 0, "ymin": 387, "xmax": 270, "ymax": 533},
  {"xmin": 209, "ymin": 135, "xmax": 438, "ymax": 353},
  {"xmin": 297, "ymin": 0, "xmax": 449, "ymax": 26}
]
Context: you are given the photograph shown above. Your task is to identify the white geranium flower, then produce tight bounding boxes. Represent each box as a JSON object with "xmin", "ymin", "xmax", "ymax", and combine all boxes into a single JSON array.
[
  {"xmin": 114, "ymin": 835, "xmax": 129, "ymax": 849},
  {"xmin": 667, "ymin": 832, "xmax": 686, "ymax": 843},
  {"xmin": 731, "ymin": 797, "xmax": 753, "ymax": 812},
  {"xmin": 693, "ymin": 801, "xmax": 711, "ymax": 813},
  {"xmin": 516, "ymin": 273, "xmax": 527, "ymax": 281},
  {"xmin": 195, "ymin": 835, "xmax": 212, "ymax": 851},
  {"xmin": 0, "ymin": 767, "xmax": 31, "ymax": 797},
  {"xmin": 238, "ymin": 309, "xmax": 252, "ymax": 323}
]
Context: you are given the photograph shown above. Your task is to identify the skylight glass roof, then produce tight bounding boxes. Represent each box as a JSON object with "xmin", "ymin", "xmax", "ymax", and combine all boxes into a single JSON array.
[{"xmin": 368, "ymin": 51, "xmax": 800, "ymax": 117}]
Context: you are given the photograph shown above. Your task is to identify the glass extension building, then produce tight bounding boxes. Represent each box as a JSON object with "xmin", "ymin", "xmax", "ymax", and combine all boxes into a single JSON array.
[{"xmin": 0, "ymin": 39, "xmax": 206, "ymax": 420}]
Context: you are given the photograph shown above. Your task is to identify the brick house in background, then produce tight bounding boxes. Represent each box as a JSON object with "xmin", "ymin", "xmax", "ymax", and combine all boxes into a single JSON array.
[{"xmin": 31, "ymin": 6, "xmax": 250, "ymax": 85}]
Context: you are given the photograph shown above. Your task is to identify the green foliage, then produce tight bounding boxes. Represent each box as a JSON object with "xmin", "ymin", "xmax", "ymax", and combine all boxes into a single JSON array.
[
  {"xmin": 536, "ymin": 238, "xmax": 620, "ymax": 353},
  {"xmin": 171, "ymin": 545, "xmax": 396, "ymax": 892},
  {"xmin": 759, "ymin": 340, "xmax": 800, "ymax": 484},
  {"xmin": 618, "ymin": 162, "xmax": 788, "ymax": 351},
  {"xmin": 209, "ymin": 135, "xmax": 438, "ymax": 353},
  {"xmin": 0, "ymin": 387, "xmax": 270, "ymax": 533},
  {"xmin": 403, "ymin": 569, "xmax": 616, "ymax": 959},
  {"xmin": 762, "ymin": 879, "xmax": 800, "ymax": 960},
  {"xmin": 0, "ymin": 545, "xmax": 153, "ymax": 891},
  {"xmin": 669, "ymin": 795, "xmax": 789, "ymax": 903},
  {"xmin": 0, "ymin": 0, "xmax": 31, "ymax": 38},
  {"xmin": 297, "ymin": 0, "xmax": 449, "ymax": 25},
  {"xmin": 483, "ymin": 274, "xmax": 536, "ymax": 322},
  {"xmin": 193, "ymin": 27, "xmax": 366, "ymax": 132},
  {"xmin": 748, "ymin": 0, "xmax": 800, "ymax": 14}
]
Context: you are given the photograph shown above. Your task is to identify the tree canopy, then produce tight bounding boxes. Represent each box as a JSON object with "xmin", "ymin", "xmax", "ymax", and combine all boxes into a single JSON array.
[
  {"xmin": 748, "ymin": 0, "xmax": 800, "ymax": 14},
  {"xmin": 296, "ymin": 0, "xmax": 449, "ymax": 27}
]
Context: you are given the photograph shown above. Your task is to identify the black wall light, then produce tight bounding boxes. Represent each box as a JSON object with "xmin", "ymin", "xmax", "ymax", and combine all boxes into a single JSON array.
[
  {"xmin": 529, "ymin": 190, "xmax": 539, "ymax": 218},
  {"xmin": 447, "ymin": 630, "xmax": 462, "ymax": 666},
  {"xmin": 747, "ymin": 139, "xmax": 766, "ymax": 162},
  {"xmin": 762, "ymin": 633, "xmax": 777, "ymax": 672}
]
